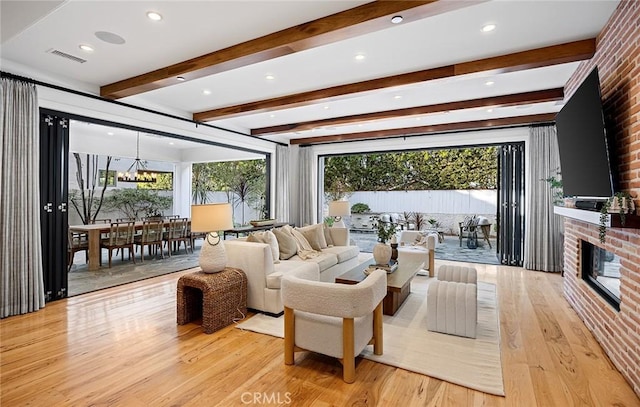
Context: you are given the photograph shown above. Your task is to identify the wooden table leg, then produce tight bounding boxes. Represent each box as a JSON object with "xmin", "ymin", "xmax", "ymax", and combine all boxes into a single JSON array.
[{"xmin": 87, "ymin": 229, "xmax": 101, "ymax": 270}]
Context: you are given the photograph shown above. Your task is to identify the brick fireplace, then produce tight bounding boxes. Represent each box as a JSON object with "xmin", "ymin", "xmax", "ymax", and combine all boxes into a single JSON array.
[{"xmin": 560, "ymin": 0, "xmax": 640, "ymax": 397}]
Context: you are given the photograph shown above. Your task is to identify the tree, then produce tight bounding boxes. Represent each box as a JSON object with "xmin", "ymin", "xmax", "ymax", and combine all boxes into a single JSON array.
[
  {"xmin": 191, "ymin": 159, "xmax": 267, "ymax": 223},
  {"xmin": 137, "ymin": 173, "xmax": 174, "ymax": 191},
  {"xmin": 323, "ymin": 147, "xmax": 498, "ymax": 192},
  {"xmin": 69, "ymin": 153, "xmax": 112, "ymax": 224}
]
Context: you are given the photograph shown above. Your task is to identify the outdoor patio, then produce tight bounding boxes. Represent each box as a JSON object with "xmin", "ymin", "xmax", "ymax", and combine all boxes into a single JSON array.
[{"xmin": 350, "ymin": 230, "xmax": 499, "ymax": 265}]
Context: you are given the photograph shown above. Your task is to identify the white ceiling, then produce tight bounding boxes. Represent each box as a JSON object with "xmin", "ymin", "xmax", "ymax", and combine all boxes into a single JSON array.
[{"xmin": 1, "ymin": 0, "xmax": 620, "ymax": 145}]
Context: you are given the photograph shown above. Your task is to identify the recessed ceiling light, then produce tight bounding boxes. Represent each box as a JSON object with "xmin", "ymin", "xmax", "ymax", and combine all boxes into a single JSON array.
[
  {"xmin": 176, "ymin": 76, "xmax": 185, "ymax": 81},
  {"xmin": 107, "ymin": 132, "xmax": 114, "ymax": 136},
  {"xmin": 147, "ymin": 11, "xmax": 162, "ymax": 21},
  {"xmin": 394, "ymin": 95, "xmax": 402, "ymax": 100},
  {"xmin": 202, "ymin": 89, "xmax": 211, "ymax": 95},
  {"xmin": 169, "ymin": 142, "xmax": 175, "ymax": 145},
  {"xmin": 269, "ymin": 114, "xmax": 276, "ymax": 118},
  {"xmin": 485, "ymin": 80, "xmax": 495, "ymax": 86},
  {"xmin": 354, "ymin": 54, "xmax": 366, "ymax": 61},
  {"xmin": 323, "ymin": 106, "xmax": 330, "ymax": 110},
  {"xmin": 79, "ymin": 44, "xmax": 94, "ymax": 52},
  {"xmin": 487, "ymin": 109, "xmax": 493, "ymax": 113},
  {"xmin": 265, "ymin": 74, "xmax": 275, "ymax": 80},
  {"xmin": 391, "ymin": 15, "xmax": 403, "ymax": 24},
  {"xmin": 482, "ymin": 23, "xmax": 496, "ymax": 32}
]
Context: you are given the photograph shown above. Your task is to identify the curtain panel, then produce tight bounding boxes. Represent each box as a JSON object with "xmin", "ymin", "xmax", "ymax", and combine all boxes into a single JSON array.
[
  {"xmin": 0, "ymin": 77, "xmax": 46, "ymax": 318},
  {"xmin": 523, "ymin": 125, "xmax": 564, "ymax": 272},
  {"xmin": 275, "ymin": 144, "xmax": 290, "ymax": 222},
  {"xmin": 298, "ymin": 147, "xmax": 315, "ymax": 226}
]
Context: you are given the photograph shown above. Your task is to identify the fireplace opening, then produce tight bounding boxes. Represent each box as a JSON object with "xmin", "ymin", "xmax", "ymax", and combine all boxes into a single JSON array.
[{"xmin": 581, "ymin": 240, "xmax": 621, "ymax": 311}]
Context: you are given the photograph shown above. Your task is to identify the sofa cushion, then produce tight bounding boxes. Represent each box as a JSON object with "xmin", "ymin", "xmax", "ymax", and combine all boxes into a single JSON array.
[
  {"xmin": 247, "ymin": 230, "xmax": 280, "ymax": 264},
  {"xmin": 267, "ymin": 261, "xmax": 318, "ymax": 289},
  {"xmin": 321, "ymin": 245, "xmax": 359, "ymax": 264},
  {"xmin": 272, "ymin": 226, "xmax": 297, "ymax": 260},
  {"xmin": 296, "ymin": 224, "xmax": 327, "ymax": 250},
  {"xmin": 289, "ymin": 252, "xmax": 338, "ymax": 272}
]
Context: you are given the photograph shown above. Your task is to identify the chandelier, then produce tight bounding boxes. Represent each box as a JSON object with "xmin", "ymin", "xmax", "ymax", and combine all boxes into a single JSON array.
[{"xmin": 117, "ymin": 133, "xmax": 158, "ymax": 183}]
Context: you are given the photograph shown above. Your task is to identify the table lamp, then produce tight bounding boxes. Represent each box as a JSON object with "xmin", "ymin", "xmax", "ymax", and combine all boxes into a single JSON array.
[
  {"xmin": 328, "ymin": 200, "xmax": 350, "ymax": 228},
  {"xmin": 191, "ymin": 203, "xmax": 234, "ymax": 273}
]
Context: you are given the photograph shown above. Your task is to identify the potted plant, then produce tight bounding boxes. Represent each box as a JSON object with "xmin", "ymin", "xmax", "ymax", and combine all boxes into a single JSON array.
[
  {"xmin": 372, "ymin": 216, "xmax": 397, "ymax": 265},
  {"xmin": 351, "ymin": 203, "xmax": 370, "ymax": 214},
  {"xmin": 598, "ymin": 192, "xmax": 635, "ymax": 243}
]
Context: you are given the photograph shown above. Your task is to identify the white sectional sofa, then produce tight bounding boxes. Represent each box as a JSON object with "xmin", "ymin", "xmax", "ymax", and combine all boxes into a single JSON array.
[{"xmin": 225, "ymin": 227, "xmax": 366, "ymax": 315}]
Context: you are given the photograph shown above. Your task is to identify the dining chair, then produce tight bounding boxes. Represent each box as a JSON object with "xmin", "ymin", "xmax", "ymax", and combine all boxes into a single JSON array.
[
  {"xmin": 163, "ymin": 217, "xmax": 191, "ymax": 256},
  {"xmin": 100, "ymin": 221, "xmax": 136, "ymax": 267},
  {"xmin": 67, "ymin": 229, "xmax": 89, "ymax": 271},
  {"xmin": 134, "ymin": 219, "xmax": 165, "ymax": 262}
]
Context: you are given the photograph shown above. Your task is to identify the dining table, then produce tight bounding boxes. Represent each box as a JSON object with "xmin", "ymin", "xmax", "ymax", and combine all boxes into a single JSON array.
[{"xmin": 69, "ymin": 219, "xmax": 190, "ymax": 271}]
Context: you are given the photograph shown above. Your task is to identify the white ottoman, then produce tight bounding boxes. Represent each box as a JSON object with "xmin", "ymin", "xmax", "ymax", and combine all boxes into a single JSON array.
[{"xmin": 427, "ymin": 280, "xmax": 477, "ymax": 338}]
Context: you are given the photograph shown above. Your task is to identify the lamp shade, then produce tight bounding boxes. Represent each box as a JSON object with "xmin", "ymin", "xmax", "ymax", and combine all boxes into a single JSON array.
[
  {"xmin": 328, "ymin": 201, "xmax": 351, "ymax": 217},
  {"xmin": 191, "ymin": 203, "xmax": 233, "ymax": 232}
]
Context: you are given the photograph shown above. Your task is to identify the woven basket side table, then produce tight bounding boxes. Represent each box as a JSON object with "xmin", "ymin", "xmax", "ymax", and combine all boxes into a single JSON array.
[{"xmin": 177, "ymin": 267, "xmax": 247, "ymax": 334}]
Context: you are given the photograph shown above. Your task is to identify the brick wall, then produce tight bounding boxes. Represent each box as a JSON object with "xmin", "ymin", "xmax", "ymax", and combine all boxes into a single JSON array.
[{"xmin": 562, "ymin": 0, "xmax": 640, "ymax": 397}]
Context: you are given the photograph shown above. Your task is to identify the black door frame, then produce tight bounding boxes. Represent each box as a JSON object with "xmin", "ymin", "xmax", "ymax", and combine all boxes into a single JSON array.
[
  {"xmin": 40, "ymin": 111, "xmax": 70, "ymax": 302},
  {"xmin": 497, "ymin": 142, "xmax": 525, "ymax": 266}
]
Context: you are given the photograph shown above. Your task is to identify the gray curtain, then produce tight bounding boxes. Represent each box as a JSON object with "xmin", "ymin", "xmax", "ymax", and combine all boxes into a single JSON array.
[
  {"xmin": 1, "ymin": 77, "xmax": 46, "ymax": 318},
  {"xmin": 275, "ymin": 144, "xmax": 290, "ymax": 222},
  {"xmin": 523, "ymin": 125, "xmax": 564, "ymax": 272},
  {"xmin": 298, "ymin": 146, "xmax": 315, "ymax": 226}
]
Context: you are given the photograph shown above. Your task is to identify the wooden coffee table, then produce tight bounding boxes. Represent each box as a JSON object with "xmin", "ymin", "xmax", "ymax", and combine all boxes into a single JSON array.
[{"xmin": 335, "ymin": 260, "xmax": 424, "ymax": 316}]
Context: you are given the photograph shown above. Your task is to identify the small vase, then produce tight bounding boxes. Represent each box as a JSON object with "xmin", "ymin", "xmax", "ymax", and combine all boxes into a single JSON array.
[{"xmin": 373, "ymin": 243, "xmax": 392, "ymax": 265}]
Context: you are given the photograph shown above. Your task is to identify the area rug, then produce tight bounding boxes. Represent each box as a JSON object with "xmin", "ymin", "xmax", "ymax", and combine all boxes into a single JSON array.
[{"xmin": 236, "ymin": 277, "xmax": 504, "ymax": 396}]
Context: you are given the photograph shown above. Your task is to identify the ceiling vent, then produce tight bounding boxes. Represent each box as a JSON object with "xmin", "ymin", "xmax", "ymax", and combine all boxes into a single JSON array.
[{"xmin": 47, "ymin": 49, "xmax": 87, "ymax": 64}]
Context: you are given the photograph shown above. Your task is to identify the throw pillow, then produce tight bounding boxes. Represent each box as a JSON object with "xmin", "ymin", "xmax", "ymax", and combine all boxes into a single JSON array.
[
  {"xmin": 247, "ymin": 231, "xmax": 280, "ymax": 264},
  {"xmin": 272, "ymin": 226, "xmax": 297, "ymax": 260},
  {"xmin": 296, "ymin": 223, "xmax": 327, "ymax": 250},
  {"xmin": 323, "ymin": 223, "xmax": 334, "ymax": 247}
]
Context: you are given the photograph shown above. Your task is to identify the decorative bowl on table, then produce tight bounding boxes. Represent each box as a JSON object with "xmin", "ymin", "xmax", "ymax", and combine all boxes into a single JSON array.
[{"xmin": 250, "ymin": 219, "xmax": 277, "ymax": 227}]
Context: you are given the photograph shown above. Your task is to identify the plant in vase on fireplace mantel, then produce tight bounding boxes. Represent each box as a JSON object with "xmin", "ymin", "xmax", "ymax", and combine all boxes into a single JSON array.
[{"xmin": 598, "ymin": 192, "xmax": 636, "ymax": 243}]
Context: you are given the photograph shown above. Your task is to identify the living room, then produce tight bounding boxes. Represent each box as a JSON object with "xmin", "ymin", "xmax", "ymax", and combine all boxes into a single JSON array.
[{"xmin": 2, "ymin": 1, "xmax": 639, "ymax": 405}]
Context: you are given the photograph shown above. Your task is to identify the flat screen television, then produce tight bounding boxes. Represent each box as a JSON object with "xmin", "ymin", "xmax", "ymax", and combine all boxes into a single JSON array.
[{"xmin": 555, "ymin": 67, "xmax": 615, "ymax": 199}]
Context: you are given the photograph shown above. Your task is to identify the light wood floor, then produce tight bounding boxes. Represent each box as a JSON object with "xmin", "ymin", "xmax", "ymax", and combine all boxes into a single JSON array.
[{"xmin": 2, "ymin": 260, "xmax": 639, "ymax": 406}]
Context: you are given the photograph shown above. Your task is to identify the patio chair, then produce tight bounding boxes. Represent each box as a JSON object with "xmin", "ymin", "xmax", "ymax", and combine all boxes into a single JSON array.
[
  {"xmin": 134, "ymin": 219, "xmax": 165, "ymax": 262},
  {"xmin": 100, "ymin": 221, "xmax": 136, "ymax": 268},
  {"xmin": 163, "ymin": 217, "xmax": 192, "ymax": 256},
  {"xmin": 458, "ymin": 216, "xmax": 480, "ymax": 248}
]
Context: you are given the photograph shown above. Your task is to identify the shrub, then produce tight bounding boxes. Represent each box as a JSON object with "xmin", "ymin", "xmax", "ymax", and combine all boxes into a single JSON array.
[{"xmin": 351, "ymin": 203, "xmax": 371, "ymax": 213}]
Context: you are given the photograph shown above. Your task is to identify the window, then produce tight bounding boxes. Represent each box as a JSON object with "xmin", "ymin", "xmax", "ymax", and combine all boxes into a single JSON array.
[{"xmin": 98, "ymin": 170, "xmax": 117, "ymax": 187}]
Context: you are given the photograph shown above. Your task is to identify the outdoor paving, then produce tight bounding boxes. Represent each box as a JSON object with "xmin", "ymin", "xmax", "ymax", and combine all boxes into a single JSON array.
[{"xmin": 350, "ymin": 230, "xmax": 499, "ymax": 265}]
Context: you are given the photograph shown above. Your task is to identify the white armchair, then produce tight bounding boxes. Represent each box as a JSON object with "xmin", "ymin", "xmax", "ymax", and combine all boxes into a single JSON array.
[
  {"xmin": 397, "ymin": 231, "xmax": 436, "ymax": 277},
  {"xmin": 281, "ymin": 269, "xmax": 387, "ymax": 383}
]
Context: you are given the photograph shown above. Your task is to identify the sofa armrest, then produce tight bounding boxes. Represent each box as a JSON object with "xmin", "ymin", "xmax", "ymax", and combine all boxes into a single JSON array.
[
  {"xmin": 328, "ymin": 227, "xmax": 349, "ymax": 246},
  {"xmin": 225, "ymin": 240, "xmax": 275, "ymax": 287}
]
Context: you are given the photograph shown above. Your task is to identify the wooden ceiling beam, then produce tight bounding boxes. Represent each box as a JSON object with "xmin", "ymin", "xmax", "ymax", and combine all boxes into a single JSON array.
[
  {"xmin": 194, "ymin": 38, "xmax": 594, "ymax": 122},
  {"xmin": 289, "ymin": 113, "xmax": 556, "ymax": 145},
  {"xmin": 100, "ymin": 1, "xmax": 484, "ymax": 99},
  {"xmin": 251, "ymin": 88, "xmax": 564, "ymax": 136}
]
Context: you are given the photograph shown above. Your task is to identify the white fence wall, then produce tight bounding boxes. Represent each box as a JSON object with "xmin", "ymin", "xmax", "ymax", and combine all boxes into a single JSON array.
[{"xmin": 333, "ymin": 190, "xmax": 498, "ymax": 236}]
